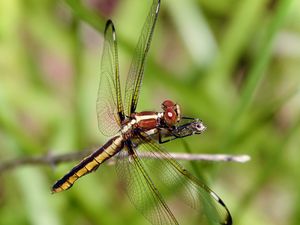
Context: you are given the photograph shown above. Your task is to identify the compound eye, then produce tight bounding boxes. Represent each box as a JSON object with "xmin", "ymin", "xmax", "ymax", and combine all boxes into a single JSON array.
[
  {"xmin": 162, "ymin": 100, "xmax": 175, "ymax": 110},
  {"xmin": 164, "ymin": 108, "xmax": 177, "ymax": 126},
  {"xmin": 167, "ymin": 111, "xmax": 173, "ymax": 118}
]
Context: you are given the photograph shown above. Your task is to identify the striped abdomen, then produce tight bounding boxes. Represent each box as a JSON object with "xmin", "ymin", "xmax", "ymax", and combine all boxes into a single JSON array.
[{"xmin": 52, "ymin": 135, "xmax": 124, "ymax": 193}]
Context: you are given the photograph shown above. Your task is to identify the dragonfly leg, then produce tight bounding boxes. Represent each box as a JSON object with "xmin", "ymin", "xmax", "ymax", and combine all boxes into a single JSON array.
[
  {"xmin": 158, "ymin": 128, "xmax": 178, "ymax": 144},
  {"xmin": 181, "ymin": 116, "xmax": 196, "ymax": 121}
]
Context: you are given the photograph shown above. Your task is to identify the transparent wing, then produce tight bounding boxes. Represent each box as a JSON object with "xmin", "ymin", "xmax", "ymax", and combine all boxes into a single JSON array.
[
  {"xmin": 116, "ymin": 143, "xmax": 179, "ymax": 225},
  {"xmin": 122, "ymin": 133, "xmax": 232, "ymax": 225},
  {"xmin": 124, "ymin": 0, "xmax": 161, "ymax": 115},
  {"xmin": 97, "ymin": 20, "xmax": 124, "ymax": 137}
]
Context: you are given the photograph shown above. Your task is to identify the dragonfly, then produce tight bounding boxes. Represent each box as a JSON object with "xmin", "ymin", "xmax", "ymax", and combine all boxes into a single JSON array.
[{"xmin": 52, "ymin": 0, "xmax": 232, "ymax": 224}]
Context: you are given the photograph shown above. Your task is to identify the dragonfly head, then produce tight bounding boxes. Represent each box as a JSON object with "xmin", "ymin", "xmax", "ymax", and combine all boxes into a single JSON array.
[{"xmin": 161, "ymin": 100, "xmax": 181, "ymax": 127}]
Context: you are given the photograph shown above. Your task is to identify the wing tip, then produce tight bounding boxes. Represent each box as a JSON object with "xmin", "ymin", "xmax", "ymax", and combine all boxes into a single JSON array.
[
  {"xmin": 222, "ymin": 214, "xmax": 233, "ymax": 225},
  {"xmin": 105, "ymin": 20, "xmax": 116, "ymax": 34}
]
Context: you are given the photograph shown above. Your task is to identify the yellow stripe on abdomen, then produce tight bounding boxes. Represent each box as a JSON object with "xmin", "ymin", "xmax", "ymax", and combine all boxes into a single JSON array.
[{"xmin": 52, "ymin": 136, "xmax": 124, "ymax": 193}]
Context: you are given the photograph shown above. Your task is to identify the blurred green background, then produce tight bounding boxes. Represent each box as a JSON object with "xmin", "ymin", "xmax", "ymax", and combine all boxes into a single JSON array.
[{"xmin": 1, "ymin": 0, "xmax": 300, "ymax": 224}]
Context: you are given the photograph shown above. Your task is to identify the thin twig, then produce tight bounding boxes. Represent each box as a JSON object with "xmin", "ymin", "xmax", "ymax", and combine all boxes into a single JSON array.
[
  {"xmin": 138, "ymin": 152, "xmax": 251, "ymax": 163},
  {"xmin": 0, "ymin": 148, "xmax": 250, "ymax": 173},
  {"xmin": 0, "ymin": 150, "xmax": 90, "ymax": 173}
]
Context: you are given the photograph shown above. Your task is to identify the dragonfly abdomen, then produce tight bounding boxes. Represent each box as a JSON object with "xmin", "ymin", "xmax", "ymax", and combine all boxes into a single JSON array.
[{"xmin": 52, "ymin": 135, "xmax": 124, "ymax": 193}]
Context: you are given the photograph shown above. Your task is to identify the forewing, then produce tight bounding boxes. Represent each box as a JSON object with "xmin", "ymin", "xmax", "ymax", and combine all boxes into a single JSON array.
[
  {"xmin": 131, "ymin": 133, "xmax": 232, "ymax": 225},
  {"xmin": 116, "ymin": 143, "xmax": 179, "ymax": 225},
  {"xmin": 97, "ymin": 20, "xmax": 124, "ymax": 137},
  {"xmin": 124, "ymin": 0, "xmax": 161, "ymax": 115}
]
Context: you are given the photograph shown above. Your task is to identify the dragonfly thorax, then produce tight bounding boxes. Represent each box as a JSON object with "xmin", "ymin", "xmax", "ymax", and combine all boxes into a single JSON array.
[
  {"xmin": 120, "ymin": 111, "xmax": 163, "ymax": 139},
  {"xmin": 120, "ymin": 100, "xmax": 181, "ymax": 139}
]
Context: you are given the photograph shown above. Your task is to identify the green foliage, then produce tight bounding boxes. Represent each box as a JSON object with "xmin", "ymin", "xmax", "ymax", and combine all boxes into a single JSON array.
[{"xmin": 0, "ymin": 0, "xmax": 299, "ymax": 224}]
